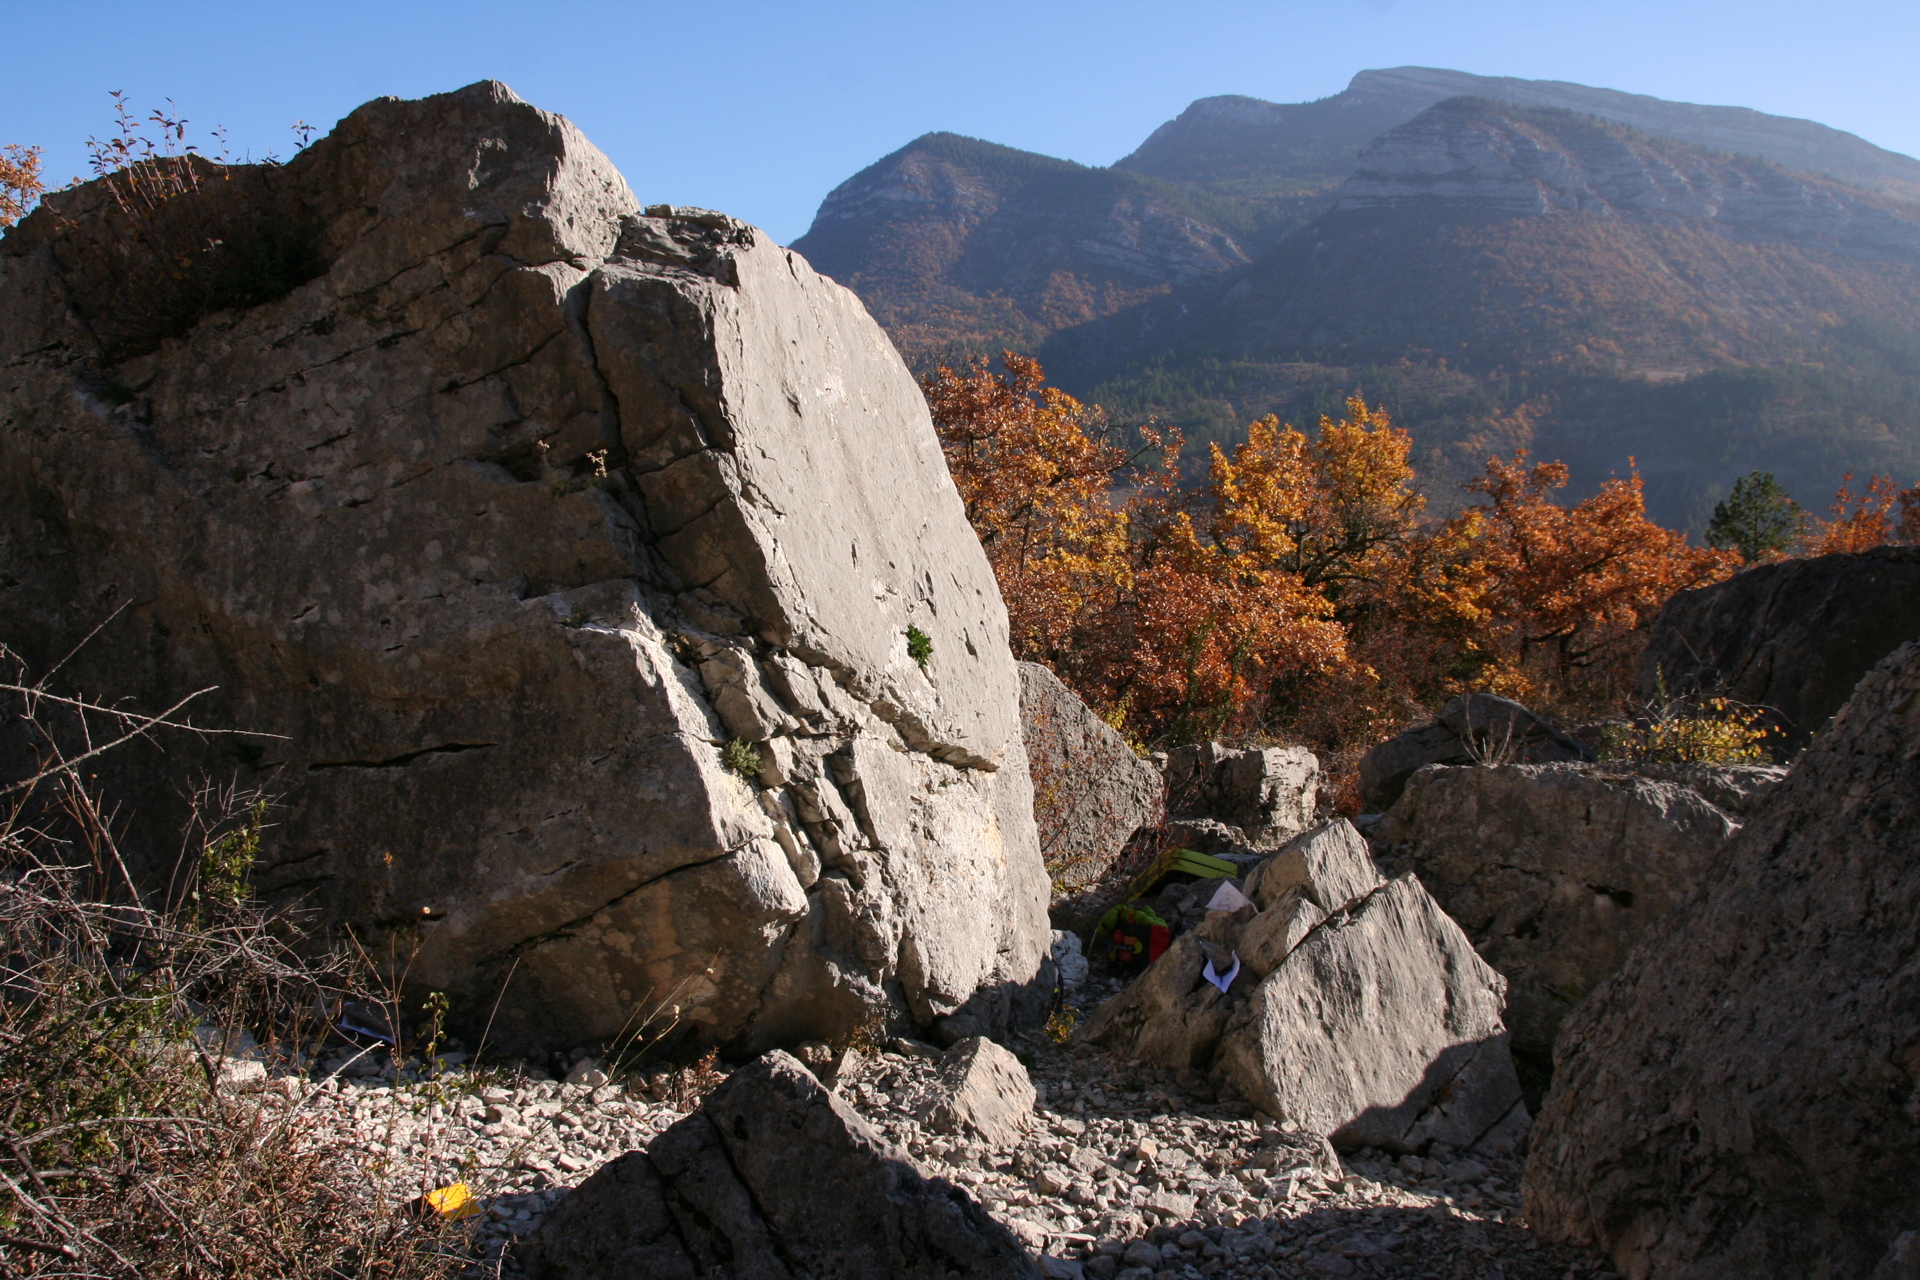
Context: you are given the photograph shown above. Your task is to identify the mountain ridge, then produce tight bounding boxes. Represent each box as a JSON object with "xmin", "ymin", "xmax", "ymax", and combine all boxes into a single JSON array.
[
  {"xmin": 1118, "ymin": 68, "xmax": 1920, "ymax": 202},
  {"xmin": 791, "ymin": 70, "xmax": 1920, "ymax": 528}
]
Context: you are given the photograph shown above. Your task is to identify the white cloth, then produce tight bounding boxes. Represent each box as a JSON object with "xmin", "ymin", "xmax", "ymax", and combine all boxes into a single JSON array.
[
  {"xmin": 1206, "ymin": 879, "xmax": 1254, "ymax": 913},
  {"xmin": 1202, "ymin": 951, "xmax": 1242, "ymax": 993}
]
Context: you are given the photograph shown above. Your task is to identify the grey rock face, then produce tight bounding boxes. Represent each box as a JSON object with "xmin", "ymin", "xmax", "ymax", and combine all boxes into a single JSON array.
[
  {"xmin": 1381, "ymin": 761, "xmax": 1782, "ymax": 1060},
  {"xmin": 1526, "ymin": 641, "xmax": 1920, "ymax": 1278},
  {"xmin": 1638, "ymin": 546, "xmax": 1920, "ymax": 754},
  {"xmin": 1163, "ymin": 742, "xmax": 1318, "ymax": 849},
  {"xmin": 1019, "ymin": 662, "xmax": 1164, "ymax": 889},
  {"xmin": 1358, "ymin": 694, "xmax": 1591, "ymax": 812},
  {"xmin": 924, "ymin": 1035, "xmax": 1036, "ymax": 1149},
  {"xmin": 1081, "ymin": 821, "xmax": 1525, "ymax": 1154},
  {"xmin": 0, "ymin": 82, "xmax": 1048, "ymax": 1056},
  {"xmin": 1340, "ymin": 98, "xmax": 1920, "ymax": 261},
  {"xmin": 527, "ymin": 1051, "xmax": 1038, "ymax": 1280}
]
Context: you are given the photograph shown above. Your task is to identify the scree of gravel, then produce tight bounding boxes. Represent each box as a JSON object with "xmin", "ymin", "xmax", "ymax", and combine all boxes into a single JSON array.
[{"xmin": 243, "ymin": 982, "xmax": 1614, "ymax": 1280}]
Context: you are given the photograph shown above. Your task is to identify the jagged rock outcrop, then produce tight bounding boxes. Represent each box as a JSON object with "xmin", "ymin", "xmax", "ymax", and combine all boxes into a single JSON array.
[
  {"xmin": 0, "ymin": 82, "xmax": 1049, "ymax": 1056},
  {"xmin": 1161, "ymin": 742, "xmax": 1318, "ymax": 849},
  {"xmin": 1019, "ymin": 662, "xmax": 1164, "ymax": 890},
  {"xmin": 1358, "ymin": 693, "xmax": 1592, "ymax": 812},
  {"xmin": 1379, "ymin": 761, "xmax": 1783, "ymax": 1061},
  {"xmin": 1526, "ymin": 641, "xmax": 1920, "ymax": 1278},
  {"xmin": 1638, "ymin": 545, "xmax": 1920, "ymax": 754},
  {"xmin": 527, "ymin": 1050, "xmax": 1038, "ymax": 1279},
  {"xmin": 1081, "ymin": 821, "xmax": 1526, "ymax": 1154}
]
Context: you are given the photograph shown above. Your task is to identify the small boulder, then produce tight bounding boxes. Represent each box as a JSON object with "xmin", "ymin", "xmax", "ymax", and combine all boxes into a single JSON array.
[
  {"xmin": 1081, "ymin": 820, "xmax": 1526, "ymax": 1154},
  {"xmin": 528, "ymin": 1050, "xmax": 1038, "ymax": 1279},
  {"xmin": 1162, "ymin": 743, "xmax": 1319, "ymax": 849},
  {"xmin": 1020, "ymin": 662, "xmax": 1165, "ymax": 890},
  {"xmin": 1359, "ymin": 694, "xmax": 1591, "ymax": 811},
  {"xmin": 1212, "ymin": 875, "xmax": 1527, "ymax": 1155},
  {"xmin": 925, "ymin": 1036, "xmax": 1036, "ymax": 1148},
  {"xmin": 1050, "ymin": 930, "xmax": 1090, "ymax": 992}
]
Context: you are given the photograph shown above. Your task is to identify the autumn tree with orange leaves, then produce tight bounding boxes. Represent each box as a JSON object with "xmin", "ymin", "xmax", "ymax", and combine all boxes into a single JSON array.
[
  {"xmin": 1452, "ymin": 454, "xmax": 1735, "ymax": 702},
  {"xmin": 927, "ymin": 354, "xmax": 1739, "ymax": 752},
  {"xmin": 0, "ymin": 144, "xmax": 44, "ymax": 227},
  {"xmin": 1801, "ymin": 470, "xmax": 1920, "ymax": 554}
]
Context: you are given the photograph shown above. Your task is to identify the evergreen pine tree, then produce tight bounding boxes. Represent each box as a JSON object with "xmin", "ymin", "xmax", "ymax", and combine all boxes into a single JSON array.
[{"xmin": 1707, "ymin": 472, "xmax": 1804, "ymax": 562}]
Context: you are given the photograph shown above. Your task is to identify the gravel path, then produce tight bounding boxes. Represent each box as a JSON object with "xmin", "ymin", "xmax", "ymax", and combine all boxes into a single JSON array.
[{"xmin": 244, "ymin": 993, "xmax": 1613, "ymax": 1279}]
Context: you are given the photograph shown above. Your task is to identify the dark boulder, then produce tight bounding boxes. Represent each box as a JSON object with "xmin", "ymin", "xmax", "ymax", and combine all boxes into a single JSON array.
[
  {"xmin": 527, "ymin": 1050, "xmax": 1039, "ymax": 1279},
  {"xmin": 1637, "ymin": 545, "xmax": 1920, "ymax": 754},
  {"xmin": 1358, "ymin": 693, "xmax": 1591, "ymax": 811},
  {"xmin": 1525, "ymin": 640, "xmax": 1920, "ymax": 1278}
]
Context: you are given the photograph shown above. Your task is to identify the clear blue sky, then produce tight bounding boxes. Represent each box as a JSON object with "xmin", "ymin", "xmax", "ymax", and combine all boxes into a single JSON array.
[{"xmin": 8, "ymin": 0, "xmax": 1918, "ymax": 243}]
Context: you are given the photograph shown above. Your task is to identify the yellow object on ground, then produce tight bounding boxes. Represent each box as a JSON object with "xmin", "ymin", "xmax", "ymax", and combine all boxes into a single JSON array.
[
  {"xmin": 419, "ymin": 1182, "xmax": 480, "ymax": 1221},
  {"xmin": 1126, "ymin": 847, "xmax": 1240, "ymax": 900}
]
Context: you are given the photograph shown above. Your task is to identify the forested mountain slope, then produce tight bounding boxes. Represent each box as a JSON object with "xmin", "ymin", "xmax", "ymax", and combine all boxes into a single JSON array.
[{"xmin": 794, "ymin": 71, "xmax": 1920, "ymax": 528}]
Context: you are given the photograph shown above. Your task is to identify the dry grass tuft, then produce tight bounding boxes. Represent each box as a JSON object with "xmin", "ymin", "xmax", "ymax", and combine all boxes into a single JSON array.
[{"xmin": 0, "ymin": 641, "xmax": 478, "ymax": 1278}]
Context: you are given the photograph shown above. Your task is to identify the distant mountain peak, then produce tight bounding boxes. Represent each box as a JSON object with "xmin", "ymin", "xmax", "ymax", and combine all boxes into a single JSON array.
[{"xmin": 1120, "ymin": 68, "xmax": 1920, "ymax": 202}]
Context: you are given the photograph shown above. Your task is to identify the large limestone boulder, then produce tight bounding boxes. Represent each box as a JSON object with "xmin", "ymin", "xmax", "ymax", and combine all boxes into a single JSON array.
[
  {"xmin": 1358, "ymin": 693, "xmax": 1591, "ymax": 811},
  {"xmin": 0, "ymin": 82, "xmax": 1048, "ymax": 1056},
  {"xmin": 1081, "ymin": 821, "xmax": 1526, "ymax": 1153},
  {"xmin": 1018, "ymin": 661, "xmax": 1164, "ymax": 890},
  {"xmin": 1380, "ymin": 760, "xmax": 1783, "ymax": 1062},
  {"xmin": 1526, "ymin": 641, "xmax": 1920, "ymax": 1278},
  {"xmin": 1161, "ymin": 741, "xmax": 1318, "ymax": 849},
  {"xmin": 1638, "ymin": 545, "xmax": 1920, "ymax": 754},
  {"xmin": 527, "ymin": 1050, "xmax": 1038, "ymax": 1279}
]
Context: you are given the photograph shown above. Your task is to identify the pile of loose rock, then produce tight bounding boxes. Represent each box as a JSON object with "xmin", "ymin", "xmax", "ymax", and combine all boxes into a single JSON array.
[{"xmin": 229, "ymin": 1022, "xmax": 1610, "ymax": 1278}]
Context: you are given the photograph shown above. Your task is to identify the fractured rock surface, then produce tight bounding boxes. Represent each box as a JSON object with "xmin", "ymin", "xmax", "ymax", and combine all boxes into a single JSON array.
[
  {"xmin": 1020, "ymin": 662, "xmax": 1164, "ymax": 890},
  {"xmin": 924, "ymin": 1034, "xmax": 1037, "ymax": 1149},
  {"xmin": 0, "ymin": 82, "xmax": 1048, "ymax": 1055},
  {"xmin": 526, "ymin": 1050, "xmax": 1038, "ymax": 1279},
  {"xmin": 1081, "ymin": 821, "xmax": 1525, "ymax": 1154},
  {"xmin": 1527, "ymin": 640, "xmax": 1920, "ymax": 1279},
  {"xmin": 1161, "ymin": 742, "xmax": 1318, "ymax": 850},
  {"xmin": 1379, "ymin": 760, "xmax": 1781, "ymax": 1060}
]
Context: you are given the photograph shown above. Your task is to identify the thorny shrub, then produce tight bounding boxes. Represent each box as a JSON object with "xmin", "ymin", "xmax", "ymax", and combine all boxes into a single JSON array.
[
  {"xmin": 1599, "ymin": 671, "xmax": 1775, "ymax": 765},
  {"xmin": 0, "ymin": 644, "xmax": 474, "ymax": 1279},
  {"xmin": 1802, "ymin": 470, "xmax": 1920, "ymax": 555}
]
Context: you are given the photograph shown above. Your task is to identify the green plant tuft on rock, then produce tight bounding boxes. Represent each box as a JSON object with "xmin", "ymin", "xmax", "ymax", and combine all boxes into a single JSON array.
[
  {"xmin": 906, "ymin": 624, "xmax": 932, "ymax": 671},
  {"xmin": 721, "ymin": 738, "xmax": 762, "ymax": 777}
]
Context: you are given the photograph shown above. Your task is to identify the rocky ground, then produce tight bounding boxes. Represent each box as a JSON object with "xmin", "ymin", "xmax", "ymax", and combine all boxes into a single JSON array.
[{"xmin": 244, "ymin": 976, "xmax": 1611, "ymax": 1279}]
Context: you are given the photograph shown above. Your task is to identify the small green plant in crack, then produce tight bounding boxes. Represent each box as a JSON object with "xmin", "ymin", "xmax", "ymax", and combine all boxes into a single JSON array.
[
  {"xmin": 721, "ymin": 738, "xmax": 762, "ymax": 778},
  {"xmin": 906, "ymin": 624, "xmax": 932, "ymax": 671}
]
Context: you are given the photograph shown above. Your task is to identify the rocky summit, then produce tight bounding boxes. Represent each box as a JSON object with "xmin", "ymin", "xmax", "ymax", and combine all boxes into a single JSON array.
[{"xmin": 0, "ymin": 81, "xmax": 1050, "ymax": 1057}]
